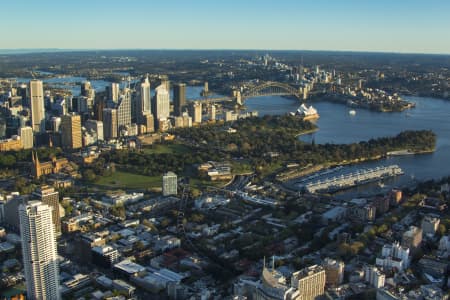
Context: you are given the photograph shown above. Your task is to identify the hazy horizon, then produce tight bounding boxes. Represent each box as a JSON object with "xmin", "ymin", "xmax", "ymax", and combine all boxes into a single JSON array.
[
  {"xmin": 1, "ymin": 48, "xmax": 450, "ymax": 56},
  {"xmin": 2, "ymin": 0, "xmax": 450, "ymax": 55}
]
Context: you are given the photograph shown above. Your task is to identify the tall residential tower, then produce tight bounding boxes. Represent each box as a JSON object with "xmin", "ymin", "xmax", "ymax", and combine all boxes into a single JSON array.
[
  {"xmin": 173, "ymin": 83, "xmax": 186, "ymax": 116},
  {"xmin": 33, "ymin": 185, "xmax": 61, "ymax": 235},
  {"xmin": 29, "ymin": 80, "xmax": 45, "ymax": 133},
  {"xmin": 61, "ymin": 113, "xmax": 82, "ymax": 150},
  {"xmin": 152, "ymin": 84, "xmax": 170, "ymax": 121},
  {"xmin": 19, "ymin": 201, "xmax": 60, "ymax": 300},
  {"xmin": 139, "ymin": 76, "xmax": 151, "ymax": 119}
]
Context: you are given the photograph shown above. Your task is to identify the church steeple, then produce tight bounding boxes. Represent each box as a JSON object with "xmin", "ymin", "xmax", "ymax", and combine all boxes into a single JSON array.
[{"xmin": 32, "ymin": 150, "xmax": 41, "ymax": 179}]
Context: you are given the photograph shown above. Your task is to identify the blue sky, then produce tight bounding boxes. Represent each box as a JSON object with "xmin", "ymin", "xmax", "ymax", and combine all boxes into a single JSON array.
[{"xmin": 1, "ymin": 0, "xmax": 449, "ymax": 53}]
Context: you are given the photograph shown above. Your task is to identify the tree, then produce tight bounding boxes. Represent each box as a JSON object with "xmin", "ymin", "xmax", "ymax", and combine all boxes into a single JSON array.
[
  {"xmin": 160, "ymin": 218, "xmax": 170, "ymax": 228},
  {"xmin": 82, "ymin": 169, "xmax": 97, "ymax": 182},
  {"xmin": 0, "ymin": 154, "xmax": 16, "ymax": 168},
  {"xmin": 61, "ymin": 198, "xmax": 74, "ymax": 215},
  {"xmin": 350, "ymin": 241, "xmax": 365, "ymax": 255},
  {"xmin": 110, "ymin": 204, "xmax": 125, "ymax": 219},
  {"xmin": 338, "ymin": 243, "xmax": 352, "ymax": 259},
  {"xmin": 14, "ymin": 177, "xmax": 34, "ymax": 194},
  {"xmin": 189, "ymin": 187, "xmax": 201, "ymax": 199},
  {"xmin": 190, "ymin": 213, "xmax": 205, "ymax": 223}
]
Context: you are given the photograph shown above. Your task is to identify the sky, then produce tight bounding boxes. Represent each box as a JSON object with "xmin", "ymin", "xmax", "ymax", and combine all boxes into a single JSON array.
[{"xmin": 1, "ymin": 0, "xmax": 450, "ymax": 54}]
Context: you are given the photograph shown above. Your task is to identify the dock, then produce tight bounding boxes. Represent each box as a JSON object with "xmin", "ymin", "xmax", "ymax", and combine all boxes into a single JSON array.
[{"xmin": 304, "ymin": 165, "xmax": 403, "ymax": 193}]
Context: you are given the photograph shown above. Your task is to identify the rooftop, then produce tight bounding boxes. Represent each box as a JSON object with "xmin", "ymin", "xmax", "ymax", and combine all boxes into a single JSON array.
[{"xmin": 114, "ymin": 260, "xmax": 146, "ymax": 274}]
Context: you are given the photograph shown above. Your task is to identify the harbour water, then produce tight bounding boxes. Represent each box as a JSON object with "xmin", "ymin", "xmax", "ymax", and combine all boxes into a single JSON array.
[
  {"xmin": 245, "ymin": 95, "xmax": 450, "ymax": 196},
  {"xmin": 6, "ymin": 75, "xmax": 450, "ymax": 192},
  {"xmin": 13, "ymin": 76, "xmax": 217, "ymax": 100}
]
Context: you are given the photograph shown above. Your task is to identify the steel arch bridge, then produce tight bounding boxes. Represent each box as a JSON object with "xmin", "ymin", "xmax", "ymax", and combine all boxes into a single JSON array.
[{"xmin": 242, "ymin": 81, "xmax": 302, "ymax": 100}]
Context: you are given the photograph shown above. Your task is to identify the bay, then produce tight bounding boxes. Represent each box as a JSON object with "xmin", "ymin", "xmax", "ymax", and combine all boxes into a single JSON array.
[{"xmin": 244, "ymin": 95, "xmax": 450, "ymax": 195}]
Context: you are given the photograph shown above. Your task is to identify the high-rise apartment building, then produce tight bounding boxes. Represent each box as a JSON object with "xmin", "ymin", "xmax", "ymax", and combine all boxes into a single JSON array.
[
  {"xmin": 152, "ymin": 84, "xmax": 170, "ymax": 123},
  {"xmin": 19, "ymin": 201, "xmax": 60, "ymax": 300},
  {"xmin": 18, "ymin": 126, "xmax": 33, "ymax": 149},
  {"xmin": 190, "ymin": 101, "xmax": 202, "ymax": 124},
  {"xmin": 85, "ymin": 120, "xmax": 104, "ymax": 141},
  {"xmin": 365, "ymin": 265, "xmax": 385, "ymax": 289},
  {"xmin": 182, "ymin": 113, "xmax": 192, "ymax": 128},
  {"xmin": 51, "ymin": 117, "xmax": 61, "ymax": 132},
  {"xmin": 376, "ymin": 242, "xmax": 410, "ymax": 271},
  {"xmin": 323, "ymin": 258, "xmax": 344, "ymax": 287},
  {"xmin": 291, "ymin": 265, "xmax": 326, "ymax": 300},
  {"xmin": 402, "ymin": 226, "xmax": 423, "ymax": 251},
  {"xmin": 81, "ymin": 81, "xmax": 91, "ymax": 96},
  {"xmin": 253, "ymin": 265, "xmax": 292, "ymax": 300},
  {"xmin": 173, "ymin": 83, "xmax": 186, "ymax": 116},
  {"xmin": 209, "ymin": 104, "xmax": 216, "ymax": 121},
  {"xmin": 29, "ymin": 80, "xmax": 45, "ymax": 133},
  {"xmin": 81, "ymin": 81, "xmax": 95, "ymax": 99},
  {"xmin": 117, "ymin": 88, "xmax": 132, "ymax": 132},
  {"xmin": 33, "ymin": 185, "xmax": 61, "ymax": 235},
  {"xmin": 421, "ymin": 215, "xmax": 440, "ymax": 236},
  {"xmin": 160, "ymin": 77, "xmax": 170, "ymax": 91},
  {"xmin": 103, "ymin": 108, "xmax": 118, "ymax": 140},
  {"xmin": 141, "ymin": 112, "xmax": 154, "ymax": 133},
  {"xmin": 162, "ymin": 172, "xmax": 177, "ymax": 196},
  {"xmin": 139, "ymin": 76, "xmax": 151, "ymax": 117},
  {"xmin": 61, "ymin": 113, "xmax": 82, "ymax": 150},
  {"xmin": 108, "ymin": 82, "xmax": 120, "ymax": 103}
]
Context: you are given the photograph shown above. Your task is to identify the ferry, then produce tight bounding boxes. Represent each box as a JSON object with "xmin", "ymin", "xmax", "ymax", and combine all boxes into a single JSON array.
[
  {"xmin": 349, "ymin": 109, "xmax": 356, "ymax": 116},
  {"xmin": 294, "ymin": 103, "xmax": 319, "ymax": 120}
]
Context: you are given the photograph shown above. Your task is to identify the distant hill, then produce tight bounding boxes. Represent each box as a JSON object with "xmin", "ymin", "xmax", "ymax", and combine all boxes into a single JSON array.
[{"xmin": 0, "ymin": 49, "xmax": 72, "ymax": 55}]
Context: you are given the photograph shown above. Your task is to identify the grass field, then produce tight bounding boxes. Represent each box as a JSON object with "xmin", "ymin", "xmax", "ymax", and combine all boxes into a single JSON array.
[
  {"xmin": 141, "ymin": 143, "xmax": 189, "ymax": 155},
  {"xmin": 231, "ymin": 160, "xmax": 254, "ymax": 175},
  {"xmin": 95, "ymin": 170, "xmax": 162, "ymax": 190}
]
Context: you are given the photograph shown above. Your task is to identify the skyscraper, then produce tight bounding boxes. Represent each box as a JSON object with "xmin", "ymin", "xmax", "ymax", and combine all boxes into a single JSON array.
[
  {"xmin": 51, "ymin": 117, "xmax": 62, "ymax": 132},
  {"xmin": 103, "ymin": 108, "xmax": 118, "ymax": 140},
  {"xmin": 85, "ymin": 120, "xmax": 104, "ymax": 141},
  {"xmin": 61, "ymin": 113, "xmax": 82, "ymax": 150},
  {"xmin": 108, "ymin": 82, "xmax": 120, "ymax": 103},
  {"xmin": 81, "ymin": 81, "xmax": 95, "ymax": 102},
  {"xmin": 29, "ymin": 80, "xmax": 45, "ymax": 133},
  {"xmin": 141, "ymin": 112, "xmax": 155, "ymax": 134},
  {"xmin": 19, "ymin": 201, "xmax": 60, "ymax": 300},
  {"xmin": 162, "ymin": 172, "xmax": 177, "ymax": 196},
  {"xmin": 33, "ymin": 185, "xmax": 61, "ymax": 235},
  {"xmin": 209, "ymin": 104, "xmax": 216, "ymax": 121},
  {"xmin": 117, "ymin": 88, "xmax": 132, "ymax": 133},
  {"xmin": 173, "ymin": 83, "xmax": 186, "ymax": 116},
  {"xmin": 18, "ymin": 126, "xmax": 33, "ymax": 149},
  {"xmin": 81, "ymin": 81, "xmax": 90, "ymax": 96},
  {"xmin": 139, "ymin": 76, "xmax": 151, "ymax": 117},
  {"xmin": 152, "ymin": 84, "xmax": 170, "ymax": 122},
  {"xmin": 323, "ymin": 258, "xmax": 344, "ymax": 287},
  {"xmin": 190, "ymin": 101, "xmax": 202, "ymax": 124},
  {"xmin": 291, "ymin": 265, "xmax": 326, "ymax": 300}
]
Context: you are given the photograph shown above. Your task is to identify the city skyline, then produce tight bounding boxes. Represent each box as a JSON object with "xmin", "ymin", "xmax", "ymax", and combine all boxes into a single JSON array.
[{"xmin": 1, "ymin": 0, "xmax": 450, "ymax": 54}]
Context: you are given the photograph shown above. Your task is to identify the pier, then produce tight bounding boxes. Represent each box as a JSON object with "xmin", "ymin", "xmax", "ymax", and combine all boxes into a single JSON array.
[{"xmin": 304, "ymin": 165, "xmax": 404, "ymax": 193}]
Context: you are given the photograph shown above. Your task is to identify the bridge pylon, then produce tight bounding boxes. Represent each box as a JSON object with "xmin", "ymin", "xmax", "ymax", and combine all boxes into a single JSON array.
[{"xmin": 235, "ymin": 90, "xmax": 242, "ymax": 105}]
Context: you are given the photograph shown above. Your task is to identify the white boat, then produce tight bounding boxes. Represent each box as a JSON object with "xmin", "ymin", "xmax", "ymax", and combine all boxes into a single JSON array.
[{"xmin": 349, "ymin": 110, "xmax": 356, "ymax": 116}]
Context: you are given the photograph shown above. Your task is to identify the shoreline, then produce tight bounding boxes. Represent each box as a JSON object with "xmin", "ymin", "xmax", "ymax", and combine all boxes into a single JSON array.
[
  {"xmin": 295, "ymin": 128, "xmax": 319, "ymax": 137},
  {"xmin": 278, "ymin": 147, "xmax": 435, "ymax": 184},
  {"xmin": 309, "ymin": 94, "xmax": 415, "ymax": 113},
  {"xmin": 387, "ymin": 148, "xmax": 435, "ymax": 156}
]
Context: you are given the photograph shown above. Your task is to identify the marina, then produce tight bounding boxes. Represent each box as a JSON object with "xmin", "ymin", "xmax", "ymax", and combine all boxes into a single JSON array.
[{"xmin": 302, "ymin": 165, "xmax": 404, "ymax": 193}]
